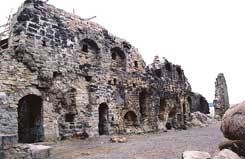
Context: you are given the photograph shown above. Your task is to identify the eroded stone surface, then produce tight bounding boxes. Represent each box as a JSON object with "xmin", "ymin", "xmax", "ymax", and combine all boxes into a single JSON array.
[
  {"xmin": 219, "ymin": 140, "xmax": 245, "ymax": 157},
  {"xmin": 213, "ymin": 73, "xmax": 229, "ymax": 119},
  {"xmin": 221, "ymin": 101, "xmax": 245, "ymax": 140},
  {"xmin": 213, "ymin": 149, "xmax": 241, "ymax": 159}
]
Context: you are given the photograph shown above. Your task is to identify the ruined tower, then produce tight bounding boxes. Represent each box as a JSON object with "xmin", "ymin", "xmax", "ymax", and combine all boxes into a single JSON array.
[{"xmin": 213, "ymin": 73, "xmax": 229, "ymax": 119}]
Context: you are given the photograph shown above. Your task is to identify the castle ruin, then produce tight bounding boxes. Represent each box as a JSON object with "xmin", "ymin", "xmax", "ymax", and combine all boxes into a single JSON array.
[{"xmin": 0, "ymin": 0, "xmax": 209, "ymax": 144}]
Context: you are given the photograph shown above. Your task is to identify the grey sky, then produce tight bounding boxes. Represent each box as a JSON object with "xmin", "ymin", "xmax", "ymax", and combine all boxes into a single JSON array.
[{"xmin": 1, "ymin": 0, "xmax": 245, "ymax": 104}]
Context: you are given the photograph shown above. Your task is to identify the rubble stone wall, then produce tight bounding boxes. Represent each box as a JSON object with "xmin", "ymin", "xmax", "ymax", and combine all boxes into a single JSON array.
[
  {"xmin": 213, "ymin": 73, "xmax": 229, "ymax": 119},
  {"xmin": 0, "ymin": 0, "xmax": 207, "ymax": 142}
]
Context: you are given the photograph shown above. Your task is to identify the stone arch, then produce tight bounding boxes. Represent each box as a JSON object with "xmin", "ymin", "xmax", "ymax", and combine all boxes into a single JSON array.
[
  {"xmin": 98, "ymin": 103, "xmax": 109, "ymax": 135},
  {"xmin": 80, "ymin": 38, "xmax": 100, "ymax": 53},
  {"xmin": 15, "ymin": 87, "xmax": 42, "ymax": 103},
  {"xmin": 80, "ymin": 38, "xmax": 100, "ymax": 65},
  {"xmin": 159, "ymin": 98, "xmax": 166, "ymax": 121},
  {"xmin": 111, "ymin": 47, "xmax": 126, "ymax": 70},
  {"xmin": 124, "ymin": 111, "xmax": 138, "ymax": 126},
  {"xmin": 18, "ymin": 94, "xmax": 44, "ymax": 143}
]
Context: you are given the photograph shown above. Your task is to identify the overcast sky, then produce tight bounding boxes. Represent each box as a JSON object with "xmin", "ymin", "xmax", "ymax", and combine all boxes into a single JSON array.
[{"xmin": 1, "ymin": 0, "xmax": 245, "ymax": 104}]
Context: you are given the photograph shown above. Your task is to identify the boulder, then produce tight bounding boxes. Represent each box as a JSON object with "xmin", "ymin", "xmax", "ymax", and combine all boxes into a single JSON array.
[
  {"xmin": 182, "ymin": 151, "xmax": 211, "ymax": 159},
  {"xmin": 186, "ymin": 111, "xmax": 211, "ymax": 128},
  {"xmin": 221, "ymin": 102, "xmax": 245, "ymax": 140},
  {"xmin": 28, "ymin": 144, "xmax": 52, "ymax": 159},
  {"xmin": 219, "ymin": 140, "xmax": 245, "ymax": 157},
  {"xmin": 213, "ymin": 149, "xmax": 241, "ymax": 159},
  {"xmin": 110, "ymin": 136, "xmax": 127, "ymax": 143}
]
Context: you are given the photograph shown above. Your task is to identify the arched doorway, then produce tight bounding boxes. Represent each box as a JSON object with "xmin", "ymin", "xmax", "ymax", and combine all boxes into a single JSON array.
[
  {"xmin": 159, "ymin": 98, "xmax": 166, "ymax": 121},
  {"xmin": 139, "ymin": 90, "xmax": 147, "ymax": 119},
  {"xmin": 166, "ymin": 107, "xmax": 177, "ymax": 130},
  {"xmin": 124, "ymin": 111, "xmax": 138, "ymax": 126},
  {"xmin": 18, "ymin": 95, "xmax": 44, "ymax": 143},
  {"xmin": 98, "ymin": 103, "xmax": 109, "ymax": 135}
]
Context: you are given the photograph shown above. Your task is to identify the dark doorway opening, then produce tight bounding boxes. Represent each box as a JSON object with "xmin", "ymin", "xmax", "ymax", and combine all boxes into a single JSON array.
[
  {"xmin": 124, "ymin": 111, "xmax": 138, "ymax": 126},
  {"xmin": 98, "ymin": 103, "xmax": 109, "ymax": 135},
  {"xmin": 166, "ymin": 122, "xmax": 172, "ymax": 130},
  {"xmin": 159, "ymin": 98, "xmax": 166, "ymax": 120},
  {"xmin": 18, "ymin": 95, "xmax": 44, "ymax": 143},
  {"xmin": 139, "ymin": 90, "xmax": 147, "ymax": 119}
]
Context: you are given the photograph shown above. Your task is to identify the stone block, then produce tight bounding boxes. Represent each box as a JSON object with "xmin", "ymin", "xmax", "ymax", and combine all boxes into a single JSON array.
[
  {"xmin": 0, "ymin": 134, "xmax": 17, "ymax": 150},
  {"xmin": 28, "ymin": 144, "xmax": 51, "ymax": 159}
]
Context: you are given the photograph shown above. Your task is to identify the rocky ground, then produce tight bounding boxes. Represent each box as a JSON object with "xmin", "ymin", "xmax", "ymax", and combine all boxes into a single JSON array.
[{"xmin": 47, "ymin": 122, "xmax": 224, "ymax": 159}]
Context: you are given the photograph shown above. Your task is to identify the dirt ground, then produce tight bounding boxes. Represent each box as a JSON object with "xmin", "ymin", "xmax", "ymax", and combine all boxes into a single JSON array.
[{"xmin": 48, "ymin": 122, "xmax": 224, "ymax": 159}]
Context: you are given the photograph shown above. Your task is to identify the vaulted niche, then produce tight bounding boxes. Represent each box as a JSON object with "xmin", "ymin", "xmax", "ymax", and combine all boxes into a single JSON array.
[
  {"xmin": 165, "ymin": 62, "xmax": 172, "ymax": 73},
  {"xmin": 98, "ymin": 103, "xmax": 109, "ymax": 135},
  {"xmin": 80, "ymin": 38, "xmax": 100, "ymax": 65},
  {"xmin": 176, "ymin": 66, "xmax": 182, "ymax": 80},
  {"xmin": 124, "ymin": 111, "xmax": 138, "ymax": 126},
  {"xmin": 155, "ymin": 69, "xmax": 162, "ymax": 78},
  {"xmin": 111, "ymin": 47, "xmax": 126, "ymax": 71},
  {"xmin": 18, "ymin": 95, "xmax": 44, "ymax": 143}
]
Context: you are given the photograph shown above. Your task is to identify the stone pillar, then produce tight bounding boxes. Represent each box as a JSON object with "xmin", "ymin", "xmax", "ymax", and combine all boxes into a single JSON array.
[{"xmin": 213, "ymin": 73, "xmax": 229, "ymax": 119}]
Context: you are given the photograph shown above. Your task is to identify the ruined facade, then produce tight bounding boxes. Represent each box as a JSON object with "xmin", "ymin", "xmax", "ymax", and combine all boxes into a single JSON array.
[
  {"xmin": 189, "ymin": 93, "xmax": 209, "ymax": 114},
  {"xmin": 0, "ymin": 0, "xmax": 208, "ymax": 143},
  {"xmin": 213, "ymin": 73, "xmax": 229, "ymax": 119}
]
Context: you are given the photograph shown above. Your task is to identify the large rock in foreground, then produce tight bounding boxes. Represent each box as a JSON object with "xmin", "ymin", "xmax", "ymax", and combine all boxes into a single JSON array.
[
  {"xmin": 182, "ymin": 151, "xmax": 211, "ymax": 159},
  {"xmin": 221, "ymin": 101, "xmax": 245, "ymax": 140},
  {"xmin": 219, "ymin": 140, "xmax": 245, "ymax": 157},
  {"xmin": 213, "ymin": 149, "xmax": 241, "ymax": 159}
]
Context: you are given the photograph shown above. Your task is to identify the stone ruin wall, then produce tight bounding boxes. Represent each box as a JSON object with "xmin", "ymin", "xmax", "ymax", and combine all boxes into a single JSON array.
[
  {"xmin": 213, "ymin": 73, "xmax": 229, "ymax": 119},
  {"xmin": 0, "ymin": 0, "xmax": 209, "ymax": 143}
]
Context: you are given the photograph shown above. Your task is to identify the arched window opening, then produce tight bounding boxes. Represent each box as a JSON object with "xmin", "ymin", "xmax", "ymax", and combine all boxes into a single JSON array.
[
  {"xmin": 98, "ymin": 103, "xmax": 109, "ymax": 135},
  {"xmin": 111, "ymin": 47, "xmax": 126, "ymax": 70},
  {"xmin": 18, "ymin": 95, "xmax": 44, "ymax": 143},
  {"xmin": 134, "ymin": 61, "xmax": 138, "ymax": 68},
  {"xmin": 82, "ymin": 44, "xmax": 88, "ymax": 52},
  {"xmin": 155, "ymin": 69, "xmax": 162, "ymax": 78},
  {"xmin": 165, "ymin": 63, "xmax": 172, "ymax": 72},
  {"xmin": 80, "ymin": 39, "xmax": 99, "ymax": 53},
  {"xmin": 124, "ymin": 111, "xmax": 138, "ymax": 126},
  {"xmin": 80, "ymin": 38, "xmax": 100, "ymax": 65}
]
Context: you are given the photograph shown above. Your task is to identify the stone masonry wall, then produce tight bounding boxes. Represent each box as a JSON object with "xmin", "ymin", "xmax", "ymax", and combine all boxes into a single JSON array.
[
  {"xmin": 0, "ymin": 0, "xmax": 207, "ymax": 142},
  {"xmin": 213, "ymin": 73, "xmax": 229, "ymax": 119}
]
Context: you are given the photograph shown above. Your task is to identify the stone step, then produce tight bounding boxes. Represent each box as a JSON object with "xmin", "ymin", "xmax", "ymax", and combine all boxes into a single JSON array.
[{"xmin": 28, "ymin": 144, "xmax": 52, "ymax": 159}]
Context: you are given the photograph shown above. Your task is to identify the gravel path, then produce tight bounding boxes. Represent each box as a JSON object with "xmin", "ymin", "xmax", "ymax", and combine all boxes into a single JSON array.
[{"xmin": 49, "ymin": 122, "xmax": 224, "ymax": 159}]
